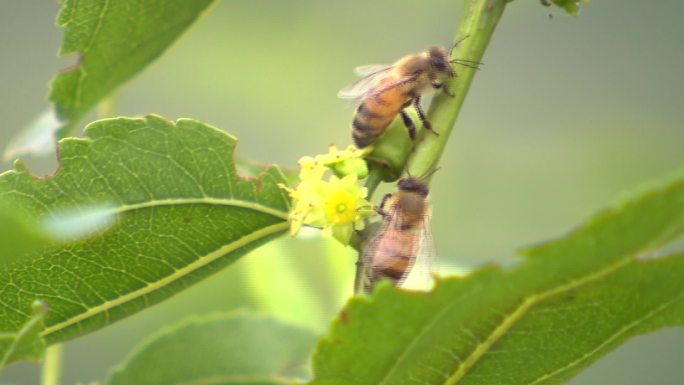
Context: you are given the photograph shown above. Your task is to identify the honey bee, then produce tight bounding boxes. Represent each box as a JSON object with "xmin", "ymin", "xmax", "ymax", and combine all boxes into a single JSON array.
[
  {"xmin": 359, "ymin": 176, "xmax": 435, "ymax": 293},
  {"xmin": 339, "ymin": 39, "xmax": 480, "ymax": 148}
]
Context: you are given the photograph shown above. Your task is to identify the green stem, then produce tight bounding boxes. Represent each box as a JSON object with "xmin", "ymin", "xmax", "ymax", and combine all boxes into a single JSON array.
[
  {"xmin": 353, "ymin": 258, "xmax": 366, "ymax": 294},
  {"xmin": 407, "ymin": 0, "xmax": 507, "ymax": 180},
  {"xmin": 364, "ymin": 167, "xmax": 384, "ymax": 198},
  {"xmin": 40, "ymin": 344, "xmax": 63, "ymax": 385}
]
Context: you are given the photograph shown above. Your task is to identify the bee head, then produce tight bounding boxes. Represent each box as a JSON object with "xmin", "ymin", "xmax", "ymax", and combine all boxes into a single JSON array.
[
  {"xmin": 428, "ymin": 46, "xmax": 454, "ymax": 78},
  {"xmin": 397, "ymin": 177, "xmax": 429, "ymax": 197}
]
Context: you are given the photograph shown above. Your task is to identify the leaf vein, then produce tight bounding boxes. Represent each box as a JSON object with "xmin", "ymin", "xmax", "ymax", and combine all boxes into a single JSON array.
[
  {"xmin": 112, "ymin": 197, "xmax": 288, "ymax": 219},
  {"xmin": 40, "ymin": 221, "xmax": 288, "ymax": 338}
]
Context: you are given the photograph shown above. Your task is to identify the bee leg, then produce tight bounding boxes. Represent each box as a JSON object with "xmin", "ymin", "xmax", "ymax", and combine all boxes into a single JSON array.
[
  {"xmin": 399, "ymin": 110, "xmax": 417, "ymax": 151},
  {"xmin": 377, "ymin": 193, "xmax": 393, "ymax": 218},
  {"xmin": 413, "ymin": 97, "xmax": 438, "ymax": 136}
]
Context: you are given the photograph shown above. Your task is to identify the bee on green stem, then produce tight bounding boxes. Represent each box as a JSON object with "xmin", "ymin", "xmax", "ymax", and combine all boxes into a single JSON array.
[
  {"xmin": 360, "ymin": 177, "xmax": 435, "ymax": 292},
  {"xmin": 338, "ymin": 38, "xmax": 480, "ymax": 149}
]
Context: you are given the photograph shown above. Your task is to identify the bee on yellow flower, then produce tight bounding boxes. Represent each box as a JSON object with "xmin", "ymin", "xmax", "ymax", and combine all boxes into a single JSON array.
[{"xmin": 279, "ymin": 145, "xmax": 373, "ymax": 245}]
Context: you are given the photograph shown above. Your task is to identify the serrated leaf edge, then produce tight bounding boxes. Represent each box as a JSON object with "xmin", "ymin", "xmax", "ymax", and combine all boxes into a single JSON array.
[
  {"xmin": 51, "ymin": 1, "xmax": 216, "ymax": 137},
  {"xmin": 0, "ymin": 114, "xmax": 293, "ymax": 341}
]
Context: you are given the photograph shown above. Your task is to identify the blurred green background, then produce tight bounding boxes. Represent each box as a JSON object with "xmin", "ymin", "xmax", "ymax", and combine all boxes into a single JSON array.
[{"xmin": 1, "ymin": 0, "xmax": 683, "ymax": 384}]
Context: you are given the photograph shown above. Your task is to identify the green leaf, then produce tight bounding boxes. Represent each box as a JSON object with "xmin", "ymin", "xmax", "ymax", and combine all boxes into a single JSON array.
[
  {"xmin": 50, "ymin": 0, "xmax": 214, "ymax": 137},
  {"xmin": 0, "ymin": 205, "xmax": 53, "ymax": 263},
  {"xmin": 540, "ymin": 0, "xmax": 591, "ymax": 16},
  {"xmin": 0, "ymin": 199, "xmax": 120, "ymax": 265},
  {"xmin": 0, "ymin": 115, "xmax": 291, "ymax": 368},
  {"xmin": 309, "ymin": 171, "xmax": 684, "ymax": 385},
  {"xmin": 106, "ymin": 313, "xmax": 316, "ymax": 385}
]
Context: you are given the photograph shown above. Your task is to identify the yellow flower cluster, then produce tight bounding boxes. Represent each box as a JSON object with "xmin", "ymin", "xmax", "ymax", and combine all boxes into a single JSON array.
[{"xmin": 279, "ymin": 145, "xmax": 374, "ymax": 245}]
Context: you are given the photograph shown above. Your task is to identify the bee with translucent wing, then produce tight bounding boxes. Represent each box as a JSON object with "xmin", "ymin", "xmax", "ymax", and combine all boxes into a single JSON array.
[
  {"xmin": 360, "ymin": 177, "xmax": 437, "ymax": 293},
  {"xmin": 338, "ymin": 38, "xmax": 480, "ymax": 149}
]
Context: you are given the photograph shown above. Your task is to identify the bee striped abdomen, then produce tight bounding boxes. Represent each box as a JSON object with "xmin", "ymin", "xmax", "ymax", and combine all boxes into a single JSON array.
[
  {"xmin": 366, "ymin": 226, "xmax": 418, "ymax": 290},
  {"xmin": 351, "ymin": 112, "xmax": 378, "ymax": 148},
  {"xmin": 352, "ymin": 81, "xmax": 407, "ymax": 148},
  {"xmin": 374, "ymin": 255, "xmax": 412, "ymax": 282}
]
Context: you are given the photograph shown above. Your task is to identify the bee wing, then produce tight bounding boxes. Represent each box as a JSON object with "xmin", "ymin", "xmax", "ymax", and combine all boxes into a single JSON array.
[
  {"xmin": 337, "ymin": 64, "xmax": 394, "ymax": 100},
  {"xmin": 353, "ymin": 64, "xmax": 393, "ymax": 77},
  {"xmin": 401, "ymin": 214, "xmax": 438, "ymax": 291}
]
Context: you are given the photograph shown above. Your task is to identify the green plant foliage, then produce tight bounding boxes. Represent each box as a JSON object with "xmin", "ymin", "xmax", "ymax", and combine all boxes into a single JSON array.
[
  {"xmin": 0, "ymin": 115, "xmax": 291, "ymax": 368},
  {"xmin": 0, "ymin": 301, "xmax": 47, "ymax": 370},
  {"xmin": 309, "ymin": 172, "xmax": 684, "ymax": 385},
  {"xmin": 50, "ymin": 0, "xmax": 214, "ymax": 137},
  {"xmin": 106, "ymin": 313, "xmax": 316, "ymax": 385},
  {"xmin": 540, "ymin": 0, "xmax": 591, "ymax": 16},
  {"xmin": 0, "ymin": 205, "xmax": 53, "ymax": 263},
  {"xmin": 0, "ymin": 200, "xmax": 123, "ymax": 265}
]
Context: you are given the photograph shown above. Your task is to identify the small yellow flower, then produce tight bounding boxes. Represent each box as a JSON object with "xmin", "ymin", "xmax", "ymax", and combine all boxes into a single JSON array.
[
  {"xmin": 297, "ymin": 156, "xmax": 326, "ymax": 181},
  {"xmin": 324, "ymin": 188, "xmax": 358, "ymax": 225},
  {"xmin": 279, "ymin": 178, "xmax": 326, "ymax": 236},
  {"xmin": 278, "ymin": 145, "xmax": 373, "ymax": 245},
  {"xmin": 317, "ymin": 145, "xmax": 371, "ymax": 179},
  {"xmin": 319, "ymin": 174, "xmax": 371, "ymax": 244}
]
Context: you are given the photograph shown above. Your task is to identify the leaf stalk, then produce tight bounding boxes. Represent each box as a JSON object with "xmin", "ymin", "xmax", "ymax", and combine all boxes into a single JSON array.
[{"xmin": 40, "ymin": 344, "xmax": 63, "ymax": 385}]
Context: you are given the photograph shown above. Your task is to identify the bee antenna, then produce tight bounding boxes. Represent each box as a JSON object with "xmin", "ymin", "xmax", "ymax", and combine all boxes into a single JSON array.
[
  {"xmin": 448, "ymin": 35, "xmax": 471, "ymax": 57},
  {"xmin": 404, "ymin": 166, "xmax": 413, "ymax": 178},
  {"xmin": 420, "ymin": 166, "xmax": 440, "ymax": 180},
  {"xmin": 450, "ymin": 59, "xmax": 483, "ymax": 70}
]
